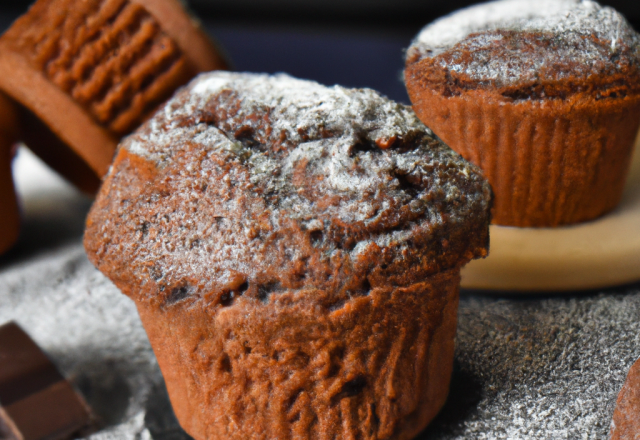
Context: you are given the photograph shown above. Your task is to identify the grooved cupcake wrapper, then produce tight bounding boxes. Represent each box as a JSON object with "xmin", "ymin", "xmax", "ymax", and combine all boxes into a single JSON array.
[
  {"xmin": 11, "ymin": 0, "xmax": 188, "ymax": 136},
  {"xmin": 408, "ymin": 86, "xmax": 640, "ymax": 227},
  {"xmin": 0, "ymin": 0, "xmax": 226, "ymax": 183},
  {"xmin": 136, "ymin": 269, "xmax": 460, "ymax": 440}
]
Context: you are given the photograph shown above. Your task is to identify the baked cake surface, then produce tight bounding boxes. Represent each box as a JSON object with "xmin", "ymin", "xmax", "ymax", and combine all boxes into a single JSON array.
[
  {"xmin": 87, "ymin": 71, "xmax": 490, "ymax": 299},
  {"xmin": 85, "ymin": 72, "xmax": 491, "ymax": 439},
  {"xmin": 407, "ymin": 0, "xmax": 640, "ymax": 99},
  {"xmin": 611, "ymin": 357, "xmax": 640, "ymax": 439}
]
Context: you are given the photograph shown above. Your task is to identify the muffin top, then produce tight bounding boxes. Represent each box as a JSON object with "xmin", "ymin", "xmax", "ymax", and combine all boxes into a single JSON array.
[
  {"xmin": 406, "ymin": 0, "xmax": 640, "ymax": 99},
  {"xmin": 84, "ymin": 72, "xmax": 490, "ymax": 307}
]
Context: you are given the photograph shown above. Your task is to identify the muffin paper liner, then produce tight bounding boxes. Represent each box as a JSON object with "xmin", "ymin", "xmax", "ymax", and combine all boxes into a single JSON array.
[
  {"xmin": 409, "ymin": 87, "xmax": 640, "ymax": 227},
  {"xmin": 135, "ymin": 269, "xmax": 461, "ymax": 440},
  {"xmin": 0, "ymin": 0, "xmax": 227, "ymax": 183}
]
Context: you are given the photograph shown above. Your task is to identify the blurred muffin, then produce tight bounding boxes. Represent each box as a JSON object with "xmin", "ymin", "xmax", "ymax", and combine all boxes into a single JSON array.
[
  {"xmin": 0, "ymin": 93, "xmax": 20, "ymax": 254},
  {"xmin": 84, "ymin": 72, "xmax": 491, "ymax": 439},
  {"xmin": 0, "ymin": 0, "xmax": 227, "ymax": 193},
  {"xmin": 611, "ymin": 357, "xmax": 640, "ymax": 439},
  {"xmin": 405, "ymin": 0, "xmax": 640, "ymax": 227}
]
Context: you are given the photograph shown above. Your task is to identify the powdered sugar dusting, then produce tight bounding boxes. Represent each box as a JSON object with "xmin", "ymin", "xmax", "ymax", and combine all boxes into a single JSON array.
[
  {"xmin": 415, "ymin": 0, "xmax": 578, "ymax": 54},
  {"xmin": 191, "ymin": 75, "xmax": 231, "ymax": 96},
  {"xmin": 409, "ymin": 0, "xmax": 640, "ymax": 86},
  {"xmin": 88, "ymin": 72, "xmax": 491, "ymax": 301},
  {"xmin": 124, "ymin": 72, "xmax": 478, "ymax": 225},
  {"xmin": 142, "ymin": 71, "xmax": 433, "ymax": 160}
]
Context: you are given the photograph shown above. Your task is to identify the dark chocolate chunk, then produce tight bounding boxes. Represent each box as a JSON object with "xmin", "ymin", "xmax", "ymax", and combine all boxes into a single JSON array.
[{"xmin": 0, "ymin": 322, "xmax": 92, "ymax": 440}]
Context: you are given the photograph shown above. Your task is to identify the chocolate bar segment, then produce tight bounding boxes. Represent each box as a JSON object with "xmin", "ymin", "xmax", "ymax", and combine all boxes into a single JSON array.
[{"xmin": 0, "ymin": 322, "xmax": 92, "ymax": 440}]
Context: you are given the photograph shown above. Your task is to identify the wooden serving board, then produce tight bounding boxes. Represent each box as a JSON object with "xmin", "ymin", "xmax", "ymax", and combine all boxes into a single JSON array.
[{"xmin": 461, "ymin": 133, "xmax": 640, "ymax": 292}]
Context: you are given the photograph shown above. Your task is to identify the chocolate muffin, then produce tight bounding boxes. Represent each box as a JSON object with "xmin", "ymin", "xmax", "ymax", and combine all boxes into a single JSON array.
[
  {"xmin": 0, "ymin": 0, "xmax": 227, "ymax": 193},
  {"xmin": 405, "ymin": 0, "xmax": 640, "ymax": 227},
  {"xmin": 84, "ymin": 72, "xmax": 491, "ymax": 439},
  {"xmin": 611, "ymin": 357, "xmax": 640, "ymax": 439}
]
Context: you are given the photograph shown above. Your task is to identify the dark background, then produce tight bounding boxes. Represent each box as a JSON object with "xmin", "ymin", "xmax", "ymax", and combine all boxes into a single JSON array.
[
  {"xmin": 186, "ymin": 0, "xmax": 640, "ymax": 29},
  {"xmin": 1, "ymin": 0, "xmax": 639, "ymax": 104},
  {"xmin": 4, "ymin": 0, "xmax": 636, "ymax": 26}
]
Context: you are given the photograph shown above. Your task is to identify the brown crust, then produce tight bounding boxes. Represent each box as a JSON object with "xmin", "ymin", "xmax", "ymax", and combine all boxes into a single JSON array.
[
  {"xmin": 611, "ymin": 358, "xmax": 640, "ymax": 439},
  {"xmin": 87, "ymin": 148, "xmax": 469, "ymax": 437},
  {"xmin": 406, "ymin": 52, "xmax": 640, "ymax": 227},
  {"xmin": 84, "ymin": 73, "xmax": 491, "ymax": 306},
  {"xmin": 0, "ymin": 0, "xmax": 227, "ymax": 183}
]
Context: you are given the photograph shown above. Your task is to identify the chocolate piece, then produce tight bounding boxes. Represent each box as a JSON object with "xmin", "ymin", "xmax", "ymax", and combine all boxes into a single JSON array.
[
  {"xmin": 0, "ymin": 322, "xmax": 92, "ymax": 440},
  {"xmin": 611, "ymin": 357, "xmax": 640, "ymax": 439}
]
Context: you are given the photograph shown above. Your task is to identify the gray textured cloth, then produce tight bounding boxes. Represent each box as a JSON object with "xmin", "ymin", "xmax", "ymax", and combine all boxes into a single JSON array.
[
  {"xmin": 2, "ymin": 149, "xmax": 639, "ymax": 439},
  {"xmin": 422, "ymin": 290, "xmax": 640, "ymax": 439}
]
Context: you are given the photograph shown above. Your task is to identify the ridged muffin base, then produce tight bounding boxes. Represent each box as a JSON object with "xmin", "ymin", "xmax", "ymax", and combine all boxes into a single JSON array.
[
  {"xmin": 135, "ymin": 268, "xmax": 461, "ymax": 440},
  {"xmin": 406, "ymin": 85, "xmax": 640, "ymax": 227}
]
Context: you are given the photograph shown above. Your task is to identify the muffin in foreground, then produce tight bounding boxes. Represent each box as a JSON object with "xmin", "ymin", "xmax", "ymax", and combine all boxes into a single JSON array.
[
  {"xmin": 405, "ymin": 0, "xmax": 640, "ymax": 227},
  {"xmin": 84, "ymin": 72, "xmax": 491, "ymax": 439}
]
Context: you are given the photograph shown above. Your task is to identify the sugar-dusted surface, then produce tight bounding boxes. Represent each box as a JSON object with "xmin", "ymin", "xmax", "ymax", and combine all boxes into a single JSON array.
[
  {"xmin": 420, "ymin": 290, "xmax": 640, "ymax": 439},
  {"xmin": 414, "ymin": 0, "xmax": 578, "ymax": 54},
  {"xmin": 127, "ymin": 72, "xmax": 485, "ymax": 225},
  {"xmin": 86, "ymin": 72, "xmax": 491, "ymax": 306},
  {"xmin": 408, "ymin": 0, "xmax": 640, "ymax": 88}
]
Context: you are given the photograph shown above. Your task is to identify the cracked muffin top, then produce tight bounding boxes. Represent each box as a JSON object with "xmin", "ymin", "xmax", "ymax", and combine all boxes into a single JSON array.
[
  {"xmin": 406, "ymin": 0, "xmax": 640, "ymax": 100},
  {"xmin": 84, "ymin": 72, "xmax": 491, "ymax": 307}
]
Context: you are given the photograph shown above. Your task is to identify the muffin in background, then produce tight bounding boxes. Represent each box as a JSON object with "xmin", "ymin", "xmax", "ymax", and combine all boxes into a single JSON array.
[
  {"xmin": 0, "ymin": 0, "xmax": 228, "ymax": 193},
  {"xmin": 84, "ymin": 72, "xmax": 491, "ymax": 439},
  {"xmin": 405, "ymin": 0, "xmax": 640, "ymax": 227}
]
